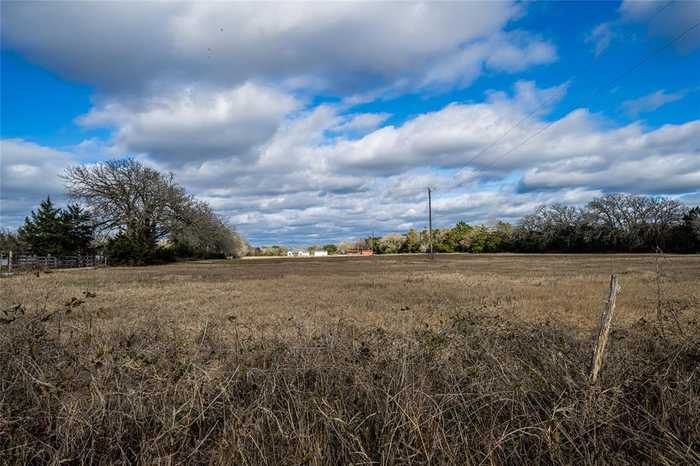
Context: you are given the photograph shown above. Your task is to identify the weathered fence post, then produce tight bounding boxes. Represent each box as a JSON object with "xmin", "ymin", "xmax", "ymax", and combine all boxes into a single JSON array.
[
  {"xmin": 8, "ymin": 250, "xmax": 12, "ymax": 273},
  {"xmin": 590, "ymin": 274, "xmax": 621, "ymax": 385}
]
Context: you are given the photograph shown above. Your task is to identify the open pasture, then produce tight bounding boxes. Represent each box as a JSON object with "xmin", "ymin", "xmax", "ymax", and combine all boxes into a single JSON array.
[
  {"xmin": 1, "ymin": 254, "xmax": 699, "ymax": 465},
  {"xmin": 4, "ymin": 253, "xmax": 699, "ymax": 338}
]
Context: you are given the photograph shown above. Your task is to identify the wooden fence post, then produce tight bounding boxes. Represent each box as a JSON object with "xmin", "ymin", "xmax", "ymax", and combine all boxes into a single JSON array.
[
  {"xmin": 590, "ymin": 274, "xmax": 621, "ymax": 385},
  {"xmin": 8, "ymin": 250, "xmax": 12, "ymax": 273}
]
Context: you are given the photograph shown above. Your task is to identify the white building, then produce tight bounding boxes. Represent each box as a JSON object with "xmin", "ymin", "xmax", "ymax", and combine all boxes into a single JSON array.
[
  {"xmin": 296, "ymin": 250, "xmax": 310, "ymax": 257},
  {"xmin": 313, "ymin": 250, "xmax": 328, "ymax": 257}
]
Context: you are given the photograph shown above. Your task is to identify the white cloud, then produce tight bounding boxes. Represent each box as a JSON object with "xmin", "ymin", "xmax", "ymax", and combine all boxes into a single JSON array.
[
  {"xmin": 621, "ymin": 89, "xmax": 686, "ymax": 116},
  {"xmin": 519, "ymin": 119, "xmax": 700, "ymax": 193},
  {"xmin": 679, "ymin": 191, "xmax": 700, "ymax": 205},
  {"xmin": 332, "ymin": 113, "xmax": 391, "ymax": 135},
  {"xmin": 78, "ymin": 83, "xmax": 301, "ymax": 166},
  {"xmin": 306, "ymin": 81, "xmax": 568, "ymax": 176},
  {"xmin": 420, "ymin": 31, "xmax": 556, "ymax": 89},
  {"xmin": 165, "ymin": 82, "xmax": 700, "ymax": 243},
  {"xmin": 485, "ymin": 31, "xmax": 557, "ymax": 72},
  {"xmin": 49, "ymin": 78, "xmax": 698, "ymax": 244},
  {"xmin": 4, "ymin": 78, "xmax": 699, "ymax": 244},
  {"xmin": 3, "ymin": 0, "xmax": 699, "ymax": 248},
  {"xmin": 488, "ymin": 80, "xmax": 569, "ymax": 115},
  {"xmin": 586, "ymin": 2, "xmax": 700, "ymax": 60},
  {"xmin": 1, "ymin": 2, "xmax": 552, "ymax": 94},
  {"xmin": 586, "ymin": 23, "xmax": 615, "ymax": 56},
  {"xmin": 620, "ymin": 0, "xmax": 700, "ymax": 52},
  {"xmin": 0, "ymin": 139, "xmax": 79, "ymax": 227}
]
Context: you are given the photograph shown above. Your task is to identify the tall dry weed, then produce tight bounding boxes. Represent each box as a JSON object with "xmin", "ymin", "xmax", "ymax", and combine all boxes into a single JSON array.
[{"xmin": 1, "ymin": 300, "xmax": 698, "ymax": 465}]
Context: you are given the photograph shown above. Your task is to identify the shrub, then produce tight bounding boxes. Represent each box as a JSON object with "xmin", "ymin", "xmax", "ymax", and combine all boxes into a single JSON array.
[{"xmin": 103, "ymin": 233, "xmax": 174, "ymax": 265}]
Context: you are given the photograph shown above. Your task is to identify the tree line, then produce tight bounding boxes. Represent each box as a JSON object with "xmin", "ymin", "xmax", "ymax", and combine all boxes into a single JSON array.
[
  {"xmin": 2, "ymin": 159, "xmax": 247, "ymax": 264},
  {"xmin": 364, "ymin": 194, "xmax": 699, "ymax": 254},
  {"xmin": 253, "ymin": 194, "xmax": 699, "ymax": 256},
  {"xmin": 5, "ymin": 170, "xmax": 698, "ymax": 261}
]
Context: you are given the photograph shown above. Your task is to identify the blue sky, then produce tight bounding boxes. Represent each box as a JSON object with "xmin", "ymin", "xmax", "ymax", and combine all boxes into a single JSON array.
[{"xmin": 1, "ymin": 1, "xmax": 699, "ymax": 246}]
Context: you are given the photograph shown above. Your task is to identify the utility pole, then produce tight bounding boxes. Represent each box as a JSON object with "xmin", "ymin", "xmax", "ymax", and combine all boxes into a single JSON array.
[{"xmin": 428, "ymin": 188, "xmax": 433, "ymax": 259}]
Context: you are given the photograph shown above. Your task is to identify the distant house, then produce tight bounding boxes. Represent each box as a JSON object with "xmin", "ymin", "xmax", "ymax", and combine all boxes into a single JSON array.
[
  {"xmin": 287, "ymin": 251, "xmax": 295, "ymax": 257},
  {"xmin": 313, "ymin": 250, "xmax": 328, "ymax": 257},
  {"xmin": 345, "ymin": 248, "xmax": 374, "ymax": 256},
  {"xmin": 296, "ymin": 250, "xmax": 310, "ymax": 257}
]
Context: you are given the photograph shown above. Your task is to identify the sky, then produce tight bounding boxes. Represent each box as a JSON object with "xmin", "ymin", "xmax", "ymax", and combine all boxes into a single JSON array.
[{"xmin": 1, "ymin": 1, "xmax": 699, "ymax": 246}]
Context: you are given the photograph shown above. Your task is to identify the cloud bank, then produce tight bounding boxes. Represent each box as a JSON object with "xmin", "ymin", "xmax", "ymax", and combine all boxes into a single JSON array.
[{"xmin": 1, "ymin": 2, "xmax": 698, "ymax": 245}]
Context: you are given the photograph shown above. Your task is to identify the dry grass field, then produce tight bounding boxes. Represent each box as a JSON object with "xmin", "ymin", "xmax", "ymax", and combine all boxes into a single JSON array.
[
  {"xmin": 1, "ymin": 254, "xmax": 699, "ymax": 464},
  {"xmin": 4, "ymin": 253, "xmax": 700, "ymax": 336}
]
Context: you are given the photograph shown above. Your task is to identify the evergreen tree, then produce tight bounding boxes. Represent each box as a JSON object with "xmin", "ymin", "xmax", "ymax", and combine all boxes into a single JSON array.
[
  {"xmin": 18, "ymin": 197, "xmax": 94, "ymax": 255},
  {"xmin": 61, "ymin": 204, "xmax": 95, "ymax": 254},
  {"xmin": 18, "ymin": 197, "xmax": 65, "ymax": 255}
]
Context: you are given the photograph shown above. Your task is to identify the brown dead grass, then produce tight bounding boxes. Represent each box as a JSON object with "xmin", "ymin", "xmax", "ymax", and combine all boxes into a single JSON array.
[
  {"xmin": 1, "ymin": 254, "xmax": 698, "ymax": 464},
  {"xmin": 3, "ymin": 254, "xmax": 698, "ymax": 339}
]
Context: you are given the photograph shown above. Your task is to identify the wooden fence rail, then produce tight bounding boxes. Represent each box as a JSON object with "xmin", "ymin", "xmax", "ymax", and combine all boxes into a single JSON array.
[{"xmin": 0, "ymin": 252, "xmax": 105, "ymax": 272}]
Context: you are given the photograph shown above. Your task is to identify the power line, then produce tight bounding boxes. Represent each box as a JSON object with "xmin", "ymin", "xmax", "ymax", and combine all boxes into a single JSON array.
[
  {"xmin": 462, "ymin": 0, "xmax": 677, "ymax": 168},
  {"xmin": 411, "ymin": 4, "xmax": 687, "ymax": 240},
  {"xmin": 483, "ymin": 16, "xmax": 700, "ymax": 170}
]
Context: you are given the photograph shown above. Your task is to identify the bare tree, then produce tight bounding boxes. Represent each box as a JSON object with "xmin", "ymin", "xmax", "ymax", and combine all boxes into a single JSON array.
[
  {"xmin": 0, "ymin": 228, "xmax": 28, "ymax": 252},
  {"xmin": 588, "ymin": 193, "xmax": 685, "ymax": 249},
  {"xmin": 63, "ymin": 159, "xmax": 193, "ymax": 248},
  {"xmin": 170, "ymin": 200, "xmax": 247, "ymax": 257},
  {"xmin": 517, "ymin": 204, "xmax": 584, "ymax": 250},
  {"xmin": 638, "ymin": 196, "xmax": 686, "ymax": 247}
]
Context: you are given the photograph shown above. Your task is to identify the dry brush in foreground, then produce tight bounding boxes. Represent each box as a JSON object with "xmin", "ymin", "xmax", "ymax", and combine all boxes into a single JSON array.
[{"xmin": 1, "ymin": 294, "xmax": 698, "ymax": 465}]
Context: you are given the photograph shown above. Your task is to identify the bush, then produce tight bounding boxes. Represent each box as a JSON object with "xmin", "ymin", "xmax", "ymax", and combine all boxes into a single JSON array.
[{"xmin": 103, "ymin": 233, "xmax": 174, "ymax": 265}]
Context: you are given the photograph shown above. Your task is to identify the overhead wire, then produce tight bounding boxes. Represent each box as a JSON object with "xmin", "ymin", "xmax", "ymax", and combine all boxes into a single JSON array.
[
  {"xmin": 461, "ymin": 0, "xmax": 678, "ymax": 168},
  {"xmin": 483, "ymin": 17, "xmax": 700, "ymax": 169}
]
